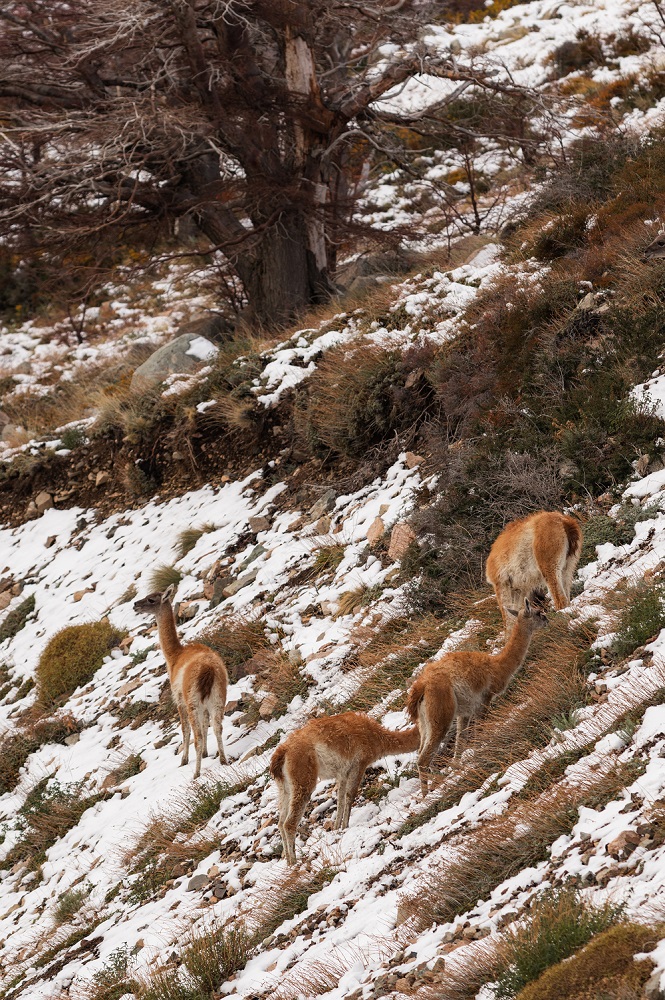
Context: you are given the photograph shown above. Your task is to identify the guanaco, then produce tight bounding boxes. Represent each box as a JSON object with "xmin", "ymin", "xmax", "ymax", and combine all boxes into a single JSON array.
[
  {"xmin": 485, "ymin": 511, "xmax": 582, "ymax": 633},
  {"xmin": 406, "ymin": 598, "xmax": 547, "ymax": 795},
  {"xmin": 270, "ymin": 712, "xmax": 420, "ymax": 865},
  {"xmin": 133, "ymin": 584, "xmax": 227, "ymax": 777}
]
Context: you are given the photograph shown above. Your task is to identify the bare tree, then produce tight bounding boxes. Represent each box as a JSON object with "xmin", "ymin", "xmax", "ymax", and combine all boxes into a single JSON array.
[{"xmin": 0, "ymin": 1, "xmax": 542, "ymax": 323}]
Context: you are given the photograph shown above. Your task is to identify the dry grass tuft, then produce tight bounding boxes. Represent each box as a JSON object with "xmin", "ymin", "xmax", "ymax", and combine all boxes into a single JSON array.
[
  {"xmin": 198, "ymin": 613, "xmax": 271, "ymax": 680},
  {"xmin": 398, "ymin": 765, "xmax": 636, "ymax": 931},
  {"xmin": 147, "ymin": 564, "xmax": 182, "ymax": 594},
  {"xmin": 124, "ymin": 774, "xmax": 251, "ymax": 901},
  {"xmin": 0, "ymin": 712, "xmax": 81, "ymax": 795},
  {"xmin": 253, "ymin": 863, "xmax": 338, "ymax": 942}
]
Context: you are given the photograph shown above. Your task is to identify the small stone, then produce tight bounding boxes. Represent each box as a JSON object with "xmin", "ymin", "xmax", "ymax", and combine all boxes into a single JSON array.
[
  {"xmin": 187, "ymin": 874, "xmax": 210, "ymax": 892},
  {"xmin": 0, "ymin": 592, "xmax": 11, "ymax": 612},
  {"xmin": 117, "ymin": 678, "xmax": 142, "ymax": 697},
  {"xmin": 288, "ymin": 648, "xmax": 303, "ymax": 666},
  {"xmin": 259, "ymin": 693, "xmax": 279, "ymax": 718},
  {"xmin": 45, "ymin": 535, "xmax": 57, "ymax": 549},
  {"xmin": 95, "ymin": 470, "xmax": 111, "ymax": 487},
  {"xmin": 211, "ymin": 878, "xmax": 226, "ymax": 900},
  {"xmin": 607, "ymin": 830, "xmax": 640, "ymax": 859},
  {"xmin": 10, "ymin": 582, "xmax": 22, "ymax": 596},
  {"xmin": 388, "ymin": 522, "xmax": 416, "ymax": 561},
  {"xmin": 405, "ymin": 452, "xmax": 424, "ymax": 469},
  {"xmin": 207, "ymin": 865, "xmax": 220, "ymax": 878},
  {"xmin": 309, "ymin": 489, "xmax": 336, "ymax": 520},
  {"xmin": 119, "ymin": 635, "xmax": 134, "ymax": 653},
  {"xmin": 25, "ymin": 501, "xmax": 39, "ymax": 520},
  {"xmin": 73, "ymin": 588, "xmax": 94, "ymax": 602},
  {"xmin": 248, "ymin": 515, "xmax": 271, "ymax": 533},
  {"xmin": 315, "ymin": 515, "xmax": 331, "ymax": 535},
  {"xmin": 132, "ymin": 939, "xmax": 145, "ymax": 954},
  {"xmin": 34, "ymin": 491, "xmax": 54, "ymax": 514},
  {"xmin": 222, "ymin": 568, "xmax": 259, "ymax": 597},
  {"xmin": 176, "ymin": 601, "xmax": 198, "ymax": 621},
  {"xmin": 367, "ymin": 516, "xmax": 385, "ymax": 546},
  {"xmin": 64, "ymin": 734, "xmax": 80, "ymax": 746}
]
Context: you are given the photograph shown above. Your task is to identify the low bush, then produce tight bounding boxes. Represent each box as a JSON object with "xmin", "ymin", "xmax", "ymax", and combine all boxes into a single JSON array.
[
  {"xmin": 36, "ymin": 618, "xmax": 124, "ymax": 707},
  {"xmin": 0, "ymin": 594, "xmax": 36, "ymax": 645},
  {"xmin": 514, "ymin": 922, "xmax": 656, "ymax": 1000},
  {"xmin": 495, "ymin": 885, "xmax": 622, "ymax": 999},
  {"xmin": 199, "ymin": 614, "xmax": 271, "ymax": 680},
  {"xmin": 611, "ymin": 580, "xmax": 665, "ymax": 660},
  {"xmin": 256, "ymin": 866, "xmax": 338, "ymax": 941},
  {"xmin": 136, "ymin": 921, "xmax": 252, "ymax": 1000},
  {"xmin": 3, "ymin": 777, "xmax": 102, "ymax": 871},
  {"xmin": 53, "ymin": 885, "xmax": 88, "ymax": 926},
  {"xmin": 0, "ymin": 712, "xmax": 81, "ymax": 795}
]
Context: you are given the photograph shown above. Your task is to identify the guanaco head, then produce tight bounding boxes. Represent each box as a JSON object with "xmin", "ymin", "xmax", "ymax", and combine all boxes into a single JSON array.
[
  {"xmin": 133, "ymin": 583, "xmax": 175, "ymax": 616},
  {"xmin": 506, "ymin": 597, "xmax": 548, "ymax": 632},
  {"xmin": 644, "ymin": 232, "xmax": 665, "ymax": 260}
]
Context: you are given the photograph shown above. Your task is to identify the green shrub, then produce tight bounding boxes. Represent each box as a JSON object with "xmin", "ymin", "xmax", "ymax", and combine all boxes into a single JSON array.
[
  {"xmin": 612, "ymin": 581, "xmax": 665, "ymax": 660},
  {"xmin": 37, "ymin": 618, "xmax": 124, "ymax": 707},
  {"xmin": 0, "ymin": 713, "xmax": 81, "ymax": 795},
  {"xmin": 0, "ymin": 594, "xmax": 35, "ymax": 644},
  {"xmin": 513, "ymin": 923, "xmax": 656, "ymax": 1000},
  {"xmin": 579, "ymin": 505, "xmax": 661, "ymax": 567},
  {"xmin": 137, "ymin": 922, "xmax": 252, "ymax": 1000},
  {"xmin": 4, "ymin": 777, "xmax": 102, "ymax": 870},
  {"xmin": 495, "ymin": 885, "xmax": 622, "ymax": 1000},
  {"xmin": 53, "ymin": 885, "xmax": 87, "ymax": 925},
  {"xmin": 59, "ymin": 426, "xmax": 87, "ymax": 450}
]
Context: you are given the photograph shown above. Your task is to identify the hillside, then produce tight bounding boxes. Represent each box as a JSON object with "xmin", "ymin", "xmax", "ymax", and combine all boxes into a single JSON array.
[{"xmin": 3, "ymin": 1, "xmax": 665, "ymax": 999}]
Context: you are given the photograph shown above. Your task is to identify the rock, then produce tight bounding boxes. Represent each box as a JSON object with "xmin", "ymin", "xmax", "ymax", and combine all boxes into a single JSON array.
[
  {"xmin": 10, "ymin": 582, "xmax": 23, "ymax": 596},
  {"xmin": 405, "ymin": 452, "xmax": 424, "ymax": 469},
  {"xmin": 367, "ymin": 516, "xmax": 385, "ymax": 546},
  {"xmin": 176, "ymin": 312, "xmax": 232, "ymax": 344},
  {"xmin": 309, "ymin": 489, "xmax": 336, "ymax": 520},
  {"xmin": 259, "ymin": 693, "xmax": 279, "ymax": 718},
  {"xmin": 207, "ymin": 864, "xmax": 220, "ymax": 878},
  {"xmin": 337, "ymin": 248, "xmax": 414, "ymax": 287},
  {"xmin": 210, "ymin": 576, "xmax": 233, "ymax": 607},
  {"xmin": 288, "ymin": 648, "xmax": 303, "ymax": 666},
  {"xmin": 117, "ymin": 678, "xmax": 143, "ymax": 697},
  {"xmin": 239, "ymin": 544, "xmax": 266, "ymax": 569},
  {"xmin": 493, "ymin": 24, "xmax": 530, "ymax": 44},
  {"xmin": 388, "ymin": 522, "xmax": 416, "ymax": 562},
  {"xmin": 315, "ymin": 515, "xmax": 331, "ymax": 535},
  {"xmin": 222, "ymin": 568, "xmax": 259, "ymax": 597},
  {"xmin": 238, "ymin": 649, "xmax": 275, "ymax": 677},
  {"xmin": 0, "ymin": 410, "xmax": 10, "ymax": 429},
  {"xmin": 45, "ymin": 535, "xmax": 57, "ymax": 549},
  {"xmin": 211, "ymin": 878, "xmax": 227, "ymax": 900},
  {"xmin": 347, "ymin": 274, "xmax": 392, "ymax": 294},
  {"xmin": 95, "ymin": 470, "xmax": 111, "ymax": 487},
  {"xmin": 34, "ymin": 491, "xmax": 54, "ymax": 514},
  {"xmin": 130, "ymin": 333, "xmax": 218, "ymax": 392},
  {"xmin": 187, "ymin": 873, "xmax": 210, "ymax": 892},
  {"xmin": 0, "ymin": 592, "xmax": 12, "ymax": 611},
  {"xmin": 73, "ymin": 588, "xmax": 94, "ymax": 602},
  {"xmin": 644, "ymin": 970, "xmax": 664, "ymax": 1000},
  {"xmin": 248, "ymin": 515, "xmax": 271, "ymax": 534},
  {"xmin": 607, "ymin": 830, "xmax": 641, "ymax": 859},
  {"xmin": 176, "ymin": 601, "xmax": 198, "ymax": 621},
  {"xmin": 64, "ymin": 734, "xmax": 80, "ymax": 746},
  {"xmin": 119, "ymin": 635, "xmax": 134, "ymax": 653}
]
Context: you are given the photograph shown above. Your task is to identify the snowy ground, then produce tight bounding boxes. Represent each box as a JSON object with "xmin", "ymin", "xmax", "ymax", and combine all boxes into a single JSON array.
[{"xmin": 3, "ymin": 0, "xmax": 665, "ymax": 997}]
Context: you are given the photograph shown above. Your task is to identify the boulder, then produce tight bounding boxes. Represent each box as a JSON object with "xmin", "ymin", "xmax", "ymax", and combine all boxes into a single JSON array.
[
  {"xmin": 130, "ymin": 333, "xmax": 218, "ymax": 392},
  {"xmin": 388, "ymin": 522, "xmax": 416, "ymax": 562},
  {"xmin": 176, "ymin": 312, "xmax": 233, "ymax": 344},
  {"xmin": 248, "ymin": 515, "xmax": 271, "ymax": 534},
  {"xmin": 34, "ymin": 491, "xmax": 54, "ymax": 514},
  {"xmin": 367, "ymin": 516, "xmax": 385, "ymax": 547},
  {"xmin": 187, "ymin": 873, "xmax": 209, "ymax": 892}
]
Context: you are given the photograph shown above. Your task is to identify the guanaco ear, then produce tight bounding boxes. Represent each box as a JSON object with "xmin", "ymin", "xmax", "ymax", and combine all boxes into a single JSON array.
[
  {"xmin": 524, "ymin": 597, "xmax": 532, "ymax": 614},
  {"xmin": 161, "ymin": 583, "xmax": 176, "ymax": 603},
  {"xmin": 507, "ymin": 607, "xmax": 519, "ymax": 617}
]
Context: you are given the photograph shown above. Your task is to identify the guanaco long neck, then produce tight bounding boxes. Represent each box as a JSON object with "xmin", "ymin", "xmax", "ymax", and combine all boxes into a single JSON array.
[
  {"xmin": 488, "ymin": 620, "xmax": 535, "ymax": 693},
  {"xmin": 155, "ymin": 602, "xmax": 184, "ymax": 673},
  {"xmin": 376, "ymin": 726, "xmax": 421, "ymax": 758}
]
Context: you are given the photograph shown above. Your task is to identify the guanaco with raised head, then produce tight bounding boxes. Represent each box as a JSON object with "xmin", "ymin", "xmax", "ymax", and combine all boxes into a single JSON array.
[
  {"xmin": 406, "ymin": 598, "xmax": 547, "ymax": 795},
  {"xmin": 133, "ymin": 584, "xmax": 227, "ymax": 777},
  {"xmin": 270, "ymin": 712, "xmax": 420, "ymax": 865},
  {"xmin": 485, "ymin": 510, "xmax": 582, "ymax": 633}
]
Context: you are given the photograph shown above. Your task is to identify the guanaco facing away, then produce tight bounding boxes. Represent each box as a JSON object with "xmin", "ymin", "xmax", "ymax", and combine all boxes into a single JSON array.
[
  {"xmin": 133, "ymin": 584, "xmax": 227, "ymax": 777},
  {"xmin": 485, "ymin": 510, "xmax": 582, "ymax": 633},
  {"xmin": 270, "ymin": 712, "xmax": 420, "ymax": 865},
  {"xmin": 406, "ymin": 598, "xmax": 547, "ymax": 795}
]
